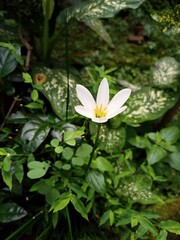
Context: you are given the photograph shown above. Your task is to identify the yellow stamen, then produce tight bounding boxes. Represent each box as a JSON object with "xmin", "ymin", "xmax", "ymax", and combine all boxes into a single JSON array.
[{"xmin": 94, "ymin": 104, "xmax": 107, "ymax": 118}]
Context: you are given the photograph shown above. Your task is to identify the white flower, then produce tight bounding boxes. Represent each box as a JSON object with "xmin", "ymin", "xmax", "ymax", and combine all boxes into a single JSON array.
[{"xmin": 75, "ymin": 78, "xmax": 131, "ymax": 123}]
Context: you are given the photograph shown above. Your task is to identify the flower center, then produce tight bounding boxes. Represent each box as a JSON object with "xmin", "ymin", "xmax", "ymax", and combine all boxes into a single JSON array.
[{"xmin": 94, "ymin": 104, "xmax": 107, "ymax": 118}]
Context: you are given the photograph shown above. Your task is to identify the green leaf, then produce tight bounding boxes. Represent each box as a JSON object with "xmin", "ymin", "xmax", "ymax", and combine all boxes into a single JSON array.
[
  {"xmin": 138, "ymin": 216, "xmax": 158, "ymax": 236},
  {"xmin": 64, "ymin": 130, "xmax": 84, "ymax": 146},
  {"xmin": 61, "ymin": 164, "xmax": 71, "ymax": 170},
  {"xmin": 3, "ymin": 154, "xmax": 11, "ymax": 172},
  {"xmin": 109, "ymin": 210, "xmax": 114, "ymax": 226},
  {"xmin": 62, "ymin": 147, "xmax": 74, "ymax": 160},
  {"xmin": 72, "ymin": 157, "xmax": 84, "ymax": 166},
  {"xmin": 27, "ymin": 168, "xmax": 47, "ymax": 179},
  {"xmin": 50, "ymin": 139, "xmax": 59, "ymax": 147},
  {"xmin": 52, "ymin": 193, "xmax": 72, "ymax": 212},
  {"xmin": 156, "ymin": 229, "xmax": 168, "ymax": 240},
  {"xmin": 58, "ymin": 0, "xmax": 145, "ymax": 24},
  {"xmin": 71, "ymin": 195, "xmax": 88, "ymax": 221},
  {"xmin": 2, "ymin": 169, "xmax": 12, "ymax": 190},
  {"xmin": 76, "ymin": 143, "xmax": 93, "ymax": 158},
  {"xmin": 22, "ymin": 72, "xmax": 33, "ymax": 83},
  {"xmin": 0, "ymin": 148, "xmax": 7, "ymax": 156},
  {"xmin": 160, "ymin": 126, "xmax": 180, "ymax": 144},
  {"xmin": 14, "ymin": 163, "xmax": 24, "ymax": 183},
  {"xmin": 42, "ymin": 0, "xmax": 55, "ymax": 20},
  {"xmin": 69, "ymin": 183, "xmax": 87, "ymax": 198},
  {"xmin": 151, "ymin": 57, "xmax": 180, "ymax": 89},
  {"xmin": 147, "ymin": 145, "xmax": 167, "ymax": 165},
  {"xmin": 86, "ymin": 170, "xmax": 106, "ymax": 193},
  {"xmin": 28, "ymin": 161, "xmax": 46, "ymax": 169},
  {"xmin": 100, "ymin": 210, "xmax": 110, "ymax": 226},
  {"xmin": 31, "ymin": 89, "xmax": 39, "ymax": 101},
  {"xmin": 169, "ymin": 152, "xmax": 180, "ymax": 171},
  {"xmin": 0, "ymin": 46, "xmax": 18, "ymax": 78},
  {"xmin": 121, "ymin": 88, "xmax": 179, "ymax": 126},
  {"xmin": 92, "ymin": 156, "xmax": 114, "ymax": 172},
  {"xmin": 25, "ymin": 102, "xmax": 43, "ymax": 109},
  {"xmin": 0, "ymin": 203, "xmax": 27, "ymax": 223},
  {"xmin": 20, "ymin": 117, "xmax": 50, "ymax": 153},
  {"xmin": 55, "ymin": 146, "xmax": 63, "ymax": 154},
  {"xmin": 159, "ymin": 220, "xmax": 180, "ymax": 234}
]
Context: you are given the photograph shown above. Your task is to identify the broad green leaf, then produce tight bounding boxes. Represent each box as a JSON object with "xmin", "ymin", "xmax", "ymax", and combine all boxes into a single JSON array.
[
  {"xmin": 109, "ymin": 210, "xmax": 114, "ymax": 226},
  {"xmin": 169, "ymin": 152, "xmax": 180, "ymax": 171},
  {"xmin": 52, "ymin": 193, "xmax": 72, "ymax": 212},
  {"xmin": 28, "ymin": 161, "xmax": 46, "ymax": 169},
  {"xmin": 32, "ymin": 67, "xmax": 80, "ymax": 119},
  {"xmin": 131, "ymin": 216, "xmax": 139, "ymax": 228},
  {"xmin": 92, "ymin": 156, "xmax": 114, "ymax": 172},
  {"xmin": 147, "ymin": 145, "xmax": 167, "ymax": 165},
  {"xmin": 2, "ymin": 169, "xmax": 12, "ymax": 190},
  {"xmin": 159, "ymin": 220, "xmax": 180, "ymax": 234},
  {"xmin": 58, "ymin": 0, "xmax": 145, "ymax": 24},
  {"xmin": 72, "ymin": 157, "xmax": 84, "ymax": 166},
  {"xmin": 55, "ymin": 146, "xmax": 63, "ymax": 154},
  {"xmin": 71, "ymin": 195, "xmax": 88, "ymax": 221},
  {"xmin": 0, "ymin": 203, "xmax": 27, "ymax": 223},
  {"xmin": 69, "ymin": 183, "xmax": 87, "ymax": 198},
  {"xmin": 3, "ymin": 154, "xmax": 11, "ymax": 172},
  {"xmin": 14, "ymin": 163, "xmax": 24, "ymax": 183},
  {"xmin": 138, "ymin": 216, "xmax": 158, "ymax": 236},
  {"xmin": 27, "ymin": 168, "xmax": 47, "ymax": 179},
  {"xmin": 50, "ymin": 139, "xmax": 59, "ymax": 147},
  {"xmin": 0, "ymin": 148, "xmax": 7, "ymax": 156},
  {"xmin": 100, "ymin": 210, "xmax": 110, "ymax": 226},
  {"xmin": 90, "ymin": 123, "xmax": 126, "ymax": 153},
  {"xmin": 20, "ymin": 117, "xmax": 50, "ymax": 153},
  {"xmin": 86, "ymin": 170, "xmax": 106, "ymax": 193},
  {"xmin": 160, "ymin": 126, "xmax": 180, "ymax": 144},
  {"xmin": 25, "ymin": 102, "xmax": 43, "ymax": 109},
  {"xmin": 84, "ymin": 18, "xmax": 114, "ymax": 47},
  {"xmin": 151, "ymin": 57, "xmax": 180, "ymax": 89},
  {"xmin": 156, "ymin": 229, "xmax": 168, "ymax": 240},
  {"xmin": 0, "ymin": 46, "xmax": 18, "ymax": 78},
  {"xmin": 62, "ymin": 147, "xmax": 74, "ymax": 160},
  {"xmin": 45, "ymin": 188, "xmax": 60, "ymax": 205},
  {"xmin": 121, "ymin": 87, "xmax": 179, "ymax": 126},
  {"xmin": 31, "ymin": 89, "xmax": 39, "ymax": 101},
  {"xmin": 76, "ymin": 143, "xmax": 93, "ymax": 158},
  {"xmin": 62, "ymin": 164, "xmax": 71, "ymax": 170}
]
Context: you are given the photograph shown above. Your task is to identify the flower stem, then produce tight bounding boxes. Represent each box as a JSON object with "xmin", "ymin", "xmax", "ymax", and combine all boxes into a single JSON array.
[
  {"xmin": 87, "ymin": 124, "xmax": 101, "ymax": 171},
  {"xmin": 65, "ymin": 206, "xmax": 73, "ymax": 240}
]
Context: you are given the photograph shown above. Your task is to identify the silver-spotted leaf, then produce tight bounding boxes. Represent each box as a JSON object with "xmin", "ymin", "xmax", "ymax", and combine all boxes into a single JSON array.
[
  {"xmin": 121, "ymin": 87, "xmax": 179, "ymax": 126},
  {"xmin": 151, "ymin": 57, "xmax": 180, "ymax": 89},
  {"xmin": 33, "ymin": 67, "xmax": 80, "ymax": 119}
]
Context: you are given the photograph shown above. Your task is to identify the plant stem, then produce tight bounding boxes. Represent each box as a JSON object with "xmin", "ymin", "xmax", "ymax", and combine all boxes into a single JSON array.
[
  {"xmin": 42, "ymin": 0, "xmax": 50, "ymax": 62},
  {"xmin": 87, "ymin": 124, "xmax": 101, "ymax": 171},
  {"xmin": 65, "ymin": 10, "xmax": 70, "ymax": 122},
  {"xmin": 65, "ymin": 206, "xmax": 73, "ymax": 240}
]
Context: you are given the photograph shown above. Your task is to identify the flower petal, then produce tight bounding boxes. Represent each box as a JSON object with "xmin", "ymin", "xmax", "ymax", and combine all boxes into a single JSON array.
[
  {"xmin": 106, "ymin": 106, "xmax": 127, "ymax": 119},
  {"xmin": 92, "ymin": 117, "xmax": 108, "ymax": 123},
  {"xmin": 96, "ymin": 78, "xmax": 109, "ymax": 107},
  {"xmin": 107, "ymin": 88, "xmax": 131, "ymax": 110},
  {"xmin": 76, "ymin": 84, "xmax": 96, "ymax": 109},
  {"xmin": 75, "ymin": 106, "xmax": 94, "ymax": 119}
]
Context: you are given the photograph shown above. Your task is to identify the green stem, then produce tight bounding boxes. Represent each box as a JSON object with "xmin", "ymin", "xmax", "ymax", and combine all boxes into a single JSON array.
[
  {"xmin": 87, "ymin": 124, "xmax": 101, "ymax": 171},
  {"xmin": 65, "ymin": 206, "xmax": 73, "ymax": 240},
  {"xmin": 42, "ymin": 0, "xmax": 50, "ymax": 62},
  {"xmin": 65, "ymin": 10, "xmax": 70, "ymax": 122}
]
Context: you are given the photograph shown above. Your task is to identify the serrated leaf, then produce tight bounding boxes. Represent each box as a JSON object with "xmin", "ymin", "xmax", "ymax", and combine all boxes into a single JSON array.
[
  {"xmin": 86, "ymin": 170, "xmax": 106, "ymax": 193},
  {"xmin": 0, "ymin": 203, "xmax": 27, "ymax": 223},
  {"xmin": 71, "ymin": 195, "xmax": 88, "ymax": 221}
]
